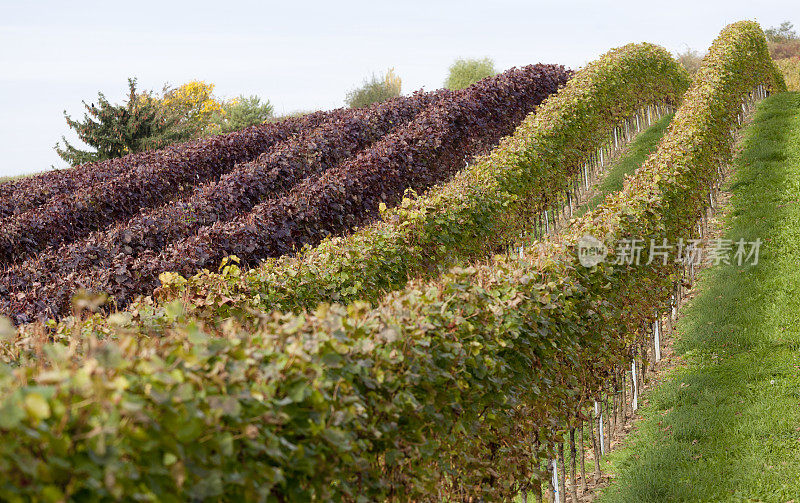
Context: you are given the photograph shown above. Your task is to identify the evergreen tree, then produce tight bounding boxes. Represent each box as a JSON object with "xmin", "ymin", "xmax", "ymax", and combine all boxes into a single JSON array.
[{"xmin": 55, "ymin": 78, "xmax": 183, "ymax": 167}]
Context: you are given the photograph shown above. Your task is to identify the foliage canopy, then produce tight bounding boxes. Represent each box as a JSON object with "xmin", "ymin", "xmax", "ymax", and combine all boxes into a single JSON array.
[
  {"xmin": 54, "ymin": 78, "xmax": 183, "ymax": 166},
  {"xmin": 345, "ymin": 68, "xmax": 402, "ymax": 108},
  {"xmin": 445, "ymin": 57, "xmax": 496, "ymax": 90},
  {"xmin": 210, "ymin": 95, "xmax": 274, "ymax": 134}
]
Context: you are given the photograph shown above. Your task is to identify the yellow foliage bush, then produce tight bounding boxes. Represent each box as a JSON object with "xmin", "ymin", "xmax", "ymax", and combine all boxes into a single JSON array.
[
  {"xmin": 160, "ymin": 81, "xmax": 226, "ymax": 135},
  {"xmin": 775, "ymin": 57, "xmax": 800, "ymax": 91},
  {"xmin": 384, "ymin": 67, "xmax": 402, "ymax": 95}
]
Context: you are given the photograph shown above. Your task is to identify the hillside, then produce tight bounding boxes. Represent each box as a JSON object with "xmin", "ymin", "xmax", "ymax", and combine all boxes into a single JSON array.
[{"xmin": 0, "ymin": 20, "xmax": 793, "ymax": 503}]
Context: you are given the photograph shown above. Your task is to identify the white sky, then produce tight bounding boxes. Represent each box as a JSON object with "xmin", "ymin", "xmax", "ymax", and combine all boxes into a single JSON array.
[{"xmin": 0, "ymin": 0, "xmax": 795, "ymax": 177}]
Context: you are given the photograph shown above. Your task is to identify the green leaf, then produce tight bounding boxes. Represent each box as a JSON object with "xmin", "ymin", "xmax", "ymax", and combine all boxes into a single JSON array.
[
  {"xmin": 23, "ymin": 393, "xmax": 51, "ymax": 422},
  {"xmin": 163, "ymin": 452, "xmax": 178, "ymax": 466},
  {"xmin": 40, "ymin": 486, "xmax": 64, "ymax": 503},
  {"xmin": 0, "ymin": 395, "xmax": 25, "ymax": 429}
]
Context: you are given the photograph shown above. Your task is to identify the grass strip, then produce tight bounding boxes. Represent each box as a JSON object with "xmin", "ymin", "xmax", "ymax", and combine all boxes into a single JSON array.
[{"xmin": 600, "ymin": 91, "xmax": 800, "ymax": 502}]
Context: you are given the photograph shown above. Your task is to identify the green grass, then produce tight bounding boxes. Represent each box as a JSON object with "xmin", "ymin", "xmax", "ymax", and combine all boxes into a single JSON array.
[
  {"xmin": 600, "ymin": 92, "xmax": 800, "ymax": 502},
  {"xmin": 575, "ymin": 113, "xmax": 672, "ymax": 217}
]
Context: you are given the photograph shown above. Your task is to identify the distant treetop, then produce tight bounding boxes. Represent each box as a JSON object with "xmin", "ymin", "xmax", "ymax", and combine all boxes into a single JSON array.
[
  {"xmin": 676, "ymin": 47, "xmax": 705, "ymax": 75},
  {"xmin": 345, "ymin": 68, "xmax": 402, "ymax": 108},
  {"xmin": 765, "ymin": 21, "xmax": 800, "ymax": 60},
  {"xmin": 765, "ymin": 21, "xmax": 798, "ymax": 44},
  {"xmin": 445, "ymin": 57, "xmax": 496, "ymax": 90},
  {"xmin": 55, "ymin": 78, "xmax": 182, "ymax": 166},
  {"xmin": 55, "ymin": 79, "xmax": 276, "ymax": 167},
  {"xmin": 210, "ymin": 95, "xmax": 274, "ymax": 135}
]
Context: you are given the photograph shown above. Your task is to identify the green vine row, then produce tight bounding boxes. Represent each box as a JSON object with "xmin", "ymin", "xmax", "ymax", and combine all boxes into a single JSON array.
[
  {"xmin": 0, "ymin": 21, "xmax": 785, "ymax": 502},
  {"xmin": 152, "ymin": 43, "xmax": 690, "ymax": 320}
]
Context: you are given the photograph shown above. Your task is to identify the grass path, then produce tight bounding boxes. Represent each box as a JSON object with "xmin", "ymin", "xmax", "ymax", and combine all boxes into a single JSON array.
[
  {"xmin": 600, "ymin": 92, "xmax": 800, "ymax": 502},
  {"xmin": 511, "ymin": 113, "xmax": 672, "ymax": 503},
  {"xmin": 576, "ymin": 113, "xmax": 672, "ymax": 217}
]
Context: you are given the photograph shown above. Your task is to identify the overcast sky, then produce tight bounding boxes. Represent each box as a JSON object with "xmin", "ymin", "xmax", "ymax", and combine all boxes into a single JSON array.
[{"xmin": 0, "ymin": 0, "xmax": 795, "ymax": 177}]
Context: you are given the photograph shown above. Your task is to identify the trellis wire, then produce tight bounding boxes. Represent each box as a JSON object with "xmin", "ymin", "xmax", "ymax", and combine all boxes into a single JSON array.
[
  {"xmin": 534, "ymin": 85, "xmax": 768, "ymax": 502},
  {"xmin": 513, "ymin": 102, "xmax": 676, "ymax": 257}
]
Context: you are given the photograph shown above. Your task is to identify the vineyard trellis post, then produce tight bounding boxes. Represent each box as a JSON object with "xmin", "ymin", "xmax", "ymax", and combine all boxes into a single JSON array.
[
  {"xmin": 654, "ymin": 317, "xmax": 661, "ymax": 362},
  {"xmin": 595, "ymin": 400, "xmax": 605, "ymax": 456},
  {"xmin": 551, "ymin": 458, "xmax": 560, "ymax": 503},
  {"xmin": 631, "ymin": 359, "xmax": 639, "ymax": 411}
]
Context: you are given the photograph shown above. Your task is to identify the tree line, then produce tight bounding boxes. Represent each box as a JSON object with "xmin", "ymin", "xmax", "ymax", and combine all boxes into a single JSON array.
[
  {"xmin": 56, "ymin": 58, "xmax": 496, "ymax": 167},
  {"xmin": 56, "ymin": 80, "xmax": 274, "ymax": 166}
]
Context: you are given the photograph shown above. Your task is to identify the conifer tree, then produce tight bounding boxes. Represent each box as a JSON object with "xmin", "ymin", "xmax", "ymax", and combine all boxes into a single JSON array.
[{"xmin": 55, "ymin": 78, "xmax": 184, "ymax": 166}]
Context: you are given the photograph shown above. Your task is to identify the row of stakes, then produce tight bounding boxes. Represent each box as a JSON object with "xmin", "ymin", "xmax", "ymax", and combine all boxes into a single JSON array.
[
  {"xmin": 519, "ymin": 84, "xmax": 769, "ymax": 503},
  {"xmin": 516, "ymin": 101, "xmax": 676, "ymax": 258}
]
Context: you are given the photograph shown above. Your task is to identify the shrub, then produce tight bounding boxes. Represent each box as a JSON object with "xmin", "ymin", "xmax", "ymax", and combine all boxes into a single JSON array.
[
  {"xmin": 775, "ymin": 57, "xmax": 800, "ymax": 90},
  {"xmin": 444, "ymin": 57, "xmax": 496, "ymax": 89},
  {"xmin": 211, "ymin": 95, "xmax": 274, "ymax": 134},
  {"xmin": 54, "ymin": 78, "xmax": 183, "ymax": 167},
  {"xmin": 765, "ymin": 20, "xmax": 797, "ymax": 43},
  {"xmin": 769, "ymin": 40, "xmax": 800, "ymax": 59},
  {"xmin": 676, "ymin": 47, "xmax": 705, "ymax": 74},
  {"xmin": 159, "ymin": 81, "xmax": 225, "ymax": 138},
  {"xmin": 766, "ymin": 21, "xmax": 800, "ymax": 59},
  {"xmin": 345, "ymin": 68, "xmax": 402, "ymax": 108}
]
